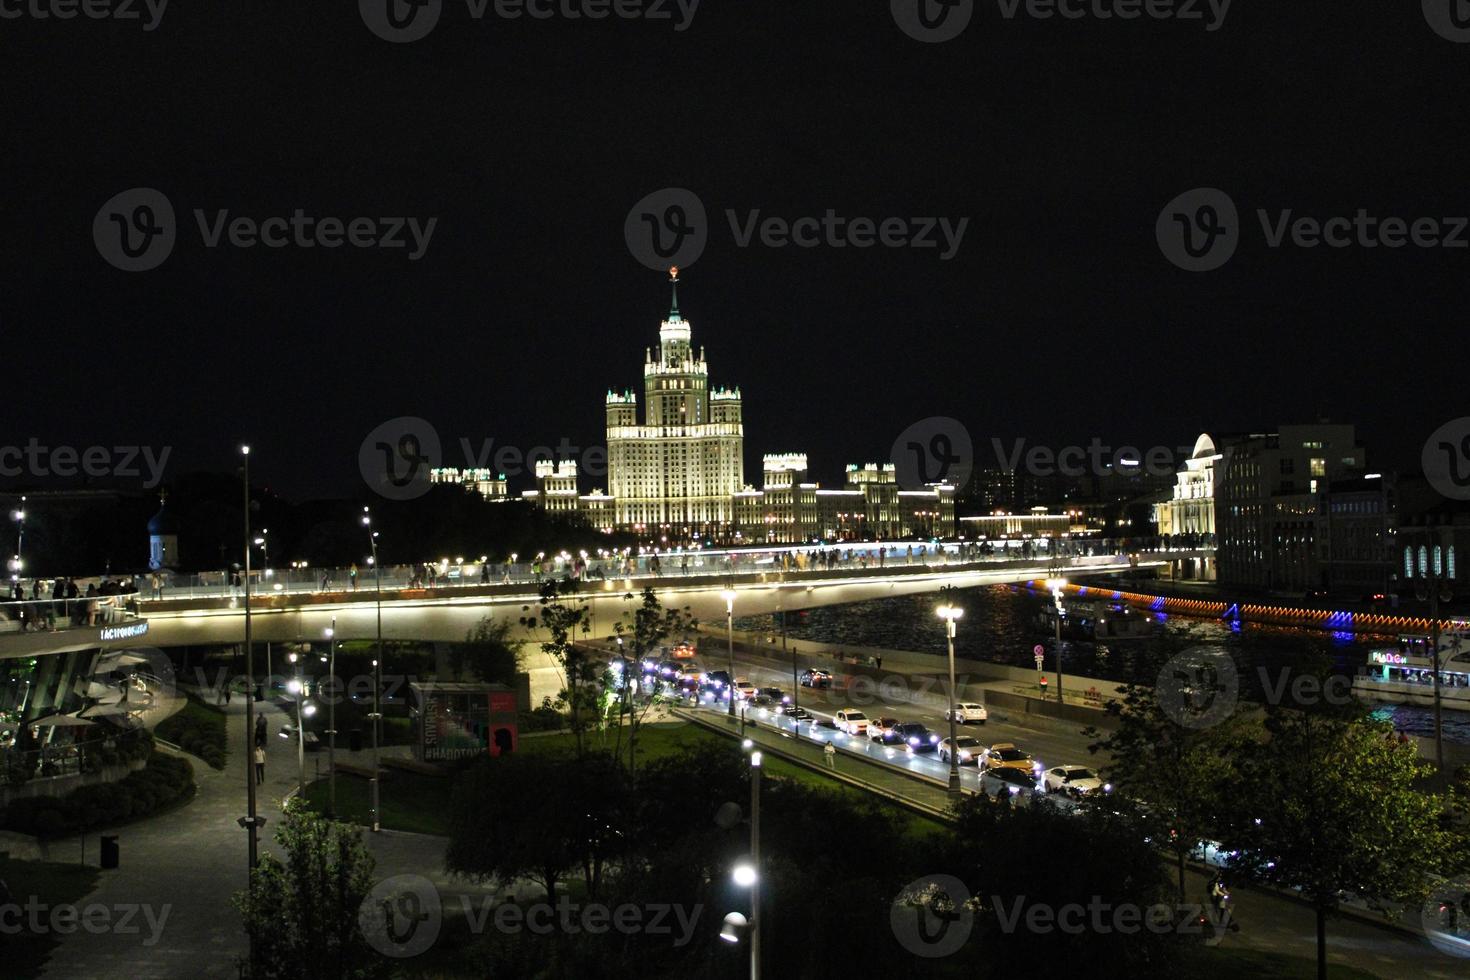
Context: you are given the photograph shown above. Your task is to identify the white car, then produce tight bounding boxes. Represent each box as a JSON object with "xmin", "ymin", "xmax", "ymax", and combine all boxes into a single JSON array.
[
  {"xmin": 833, "ymin": 709, "xmax": 869, "ymax": 735},
  {"xmin": 939, "ymin": 735, "xmax": 984, "ymax": 765},
  {"xmin": 946, "ymin": 702, "xmax": 988, "ymax": 724},
  {"xmin": 733, "ymin": 680, "xmax": 757, "ymax": 701},
  {"xmin": 1042, "ymin": 765, "xmax": 1108, "ymax": 798}
]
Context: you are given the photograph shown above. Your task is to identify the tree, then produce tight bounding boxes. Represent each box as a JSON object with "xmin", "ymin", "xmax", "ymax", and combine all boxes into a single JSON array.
[
  {"xmin": 232, "ymin": 799, "xmax": 382, "ymax": 979},
  {"xmin": 449, "ymin": 615, "xmax": 522, "ymax": 685},
  {"xmin": 446, "ymin": 750, "xmax": 631, "ymax": 900},
  {"xmin": 1086, "ymin": 644, "xmax": 1254, "ymax": 903},
  {"xmin": 1218, "ymin": 703, "xmax": 1457, "ymax": 980},
  {"xmin": 519, "ymin": 580, "xmax": 599, "ymax": 757},
  {"xmin": 609, "ymin": 587, "xmax": 696, "ymax": 774}
]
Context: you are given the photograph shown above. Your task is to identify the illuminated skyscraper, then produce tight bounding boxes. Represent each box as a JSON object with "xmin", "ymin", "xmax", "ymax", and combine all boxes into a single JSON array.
[{"xmin": 606, "ymin": 270, "xmax": 744, "ymax": 536}]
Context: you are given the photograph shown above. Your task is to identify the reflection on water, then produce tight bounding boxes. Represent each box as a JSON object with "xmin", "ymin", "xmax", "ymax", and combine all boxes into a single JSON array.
[{"xmin": 736, "ymin": 583, "xmax": 1470, "ymax": 743}]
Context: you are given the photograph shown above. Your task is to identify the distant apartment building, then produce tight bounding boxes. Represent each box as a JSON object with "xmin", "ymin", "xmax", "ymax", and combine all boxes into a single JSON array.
[
  {"xmin": 1215, "ymin": 424, "xmax": 1367, "ymax": 592},
  {"xmin": 430, "ymin": 468, "xmax": 509, "ymax": 500},
  {"xmin": 733, "ymin": 457, "xmax": 955, "ymax": 543}
]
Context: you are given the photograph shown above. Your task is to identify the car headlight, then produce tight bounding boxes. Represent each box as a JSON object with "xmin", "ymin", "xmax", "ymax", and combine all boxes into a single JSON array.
[
  {"xmin": 1103, "ymin": 783, "xmax": 1113, "ymax": 793},
  {"xmin": 908, "ymin": 737, "xmax": 919, "ymax": 745}
]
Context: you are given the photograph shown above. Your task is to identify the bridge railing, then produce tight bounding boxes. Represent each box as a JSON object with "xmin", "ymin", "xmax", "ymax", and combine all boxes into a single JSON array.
[
  {"xmin": 0, "ymin": 594, "xmax": 141, "ymax": 635},
  {"xmin": 127, "ymin": 546, "xmax": 1180, "ymax": 604}
]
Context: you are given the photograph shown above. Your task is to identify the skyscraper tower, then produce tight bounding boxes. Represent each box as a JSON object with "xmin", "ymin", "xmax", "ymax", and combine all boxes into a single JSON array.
[{"xmin": 606, "ymin": 268, "xmax": 744, "ymax": 538}]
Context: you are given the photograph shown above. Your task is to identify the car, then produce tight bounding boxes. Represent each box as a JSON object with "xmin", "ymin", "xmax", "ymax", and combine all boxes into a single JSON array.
[
  {"xmin": 868, "ymin": 717, "xmax": 902, "ymax": 742},
  {"xmin": 1042, "ymin": 766, "xmax": 1109, "ymax": 798},
  {"xmin": 657, "ymin": 660, "xmax": 680, "ymax": 679},
  {"xmin": 677, "ymin": 662, "xmax": 703, "ymax": 680},
  {"xmin": 733, "ymin": 679, "xmax": 756, "ymax": 700},
  {"xmin": 980, "ymin": 742, "xmax": 1039, "ymax": 775},
  {"xmin": 945, "ymin": 702, "xmax": 988, "ymax": 725},
  {"xmin": 894, "ymin": 723, "xmax": 940, "ymax": 753},
  {"xmin": 757, "ymin": 687, "xmax": 789, "ymax": 704},
  {"xmin": 799, "ymin": 668, "xmax": 833, "ymax": 688},
  {"xmin": 982, "ymin": 765, "xmax": 1037, "ymax": 798},
  {"xmin": 939, "ymin": 735, "xmax": 984, "ymax": 765},
  {"xmin": 780, "ymin": 704, "xmax": 812, "ymax": 720},
  {"xmin": 706, "ymin": 670, "xmax": 732, "ymax": 690},
  {"xmin": 833, "ymin": 709, "xmax": 869, "ymax": 735}
]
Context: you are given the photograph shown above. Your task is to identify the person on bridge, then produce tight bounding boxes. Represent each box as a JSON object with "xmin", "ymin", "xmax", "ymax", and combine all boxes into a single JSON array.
[{"xmin": 349, "ymin": 564, "xmax": 359, "ymax": 590}]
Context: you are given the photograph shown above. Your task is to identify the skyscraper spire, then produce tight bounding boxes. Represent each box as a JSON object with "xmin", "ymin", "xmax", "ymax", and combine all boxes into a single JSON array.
[{"xmin": 668, "ymin": 265, "xmax": 680, "ymax": 321}]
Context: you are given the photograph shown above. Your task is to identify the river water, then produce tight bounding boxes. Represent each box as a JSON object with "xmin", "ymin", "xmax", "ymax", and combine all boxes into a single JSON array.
[{"xmin": 734, "ymin": 582, "xmax": 1470, "ymax": 744}]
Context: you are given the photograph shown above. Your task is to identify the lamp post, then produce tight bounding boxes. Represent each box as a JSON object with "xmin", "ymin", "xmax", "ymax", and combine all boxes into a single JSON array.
[
  {"xmin": 1045, "ymin": 577, "xmax": 1068, "ymax": 704},
  {"xmin": 9, "ymin": 496, "xmax": 25, "ymax": 583},
  {"xmin": 363, "ymin": 507, "xmax": 382, "ymax": 832},
  {"xmin": 287, "ymin": 652, "xmax": 306, "ymax": 798},
  {"xmin": 722, "ymin": 589, "xmax": 737, "ymax": 718},
  {"xmin": 749, "ymin": 749, "xmax": 762, "ymax": 980},
  {"xmin": 936, "ymin": 603, "xmax": 964, "ymax": 801},
  {"xmin": 1414, "ymin": 547, "xmax": 1451, "ymax": 775},
  {"xmin": 238, "ymin": 445, "xmax": 262, "ymax": 972},
  {"xmin": 325, "ymin": 619, "xmax": 337, "ymax": 817}
]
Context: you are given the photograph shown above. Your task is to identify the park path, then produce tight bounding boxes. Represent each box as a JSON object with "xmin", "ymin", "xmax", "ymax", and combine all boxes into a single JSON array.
[{"xmin": 36, "ymin": 698, "xmax": 467, "ymax": 979}]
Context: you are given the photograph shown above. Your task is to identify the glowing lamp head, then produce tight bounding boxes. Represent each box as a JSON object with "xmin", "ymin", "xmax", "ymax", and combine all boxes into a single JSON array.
[{"xmin": 732, "ymin": 864, "xmax": 757, "ymax": 888}]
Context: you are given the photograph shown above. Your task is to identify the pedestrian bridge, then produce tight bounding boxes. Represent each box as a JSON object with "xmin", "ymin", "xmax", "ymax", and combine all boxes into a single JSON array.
[{"xmin": 121, "ymin": 552, "xmax": 1189, "ymax": 651}]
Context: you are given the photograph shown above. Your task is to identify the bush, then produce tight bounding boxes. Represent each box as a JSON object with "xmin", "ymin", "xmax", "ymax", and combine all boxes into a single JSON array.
[
  {"xmin": 155, "ymin": 697, "xmax": 227, "ymax": 770},
  {"xmin": 0, "ymin": 753, "xmax": 195, "ymax": 838}
]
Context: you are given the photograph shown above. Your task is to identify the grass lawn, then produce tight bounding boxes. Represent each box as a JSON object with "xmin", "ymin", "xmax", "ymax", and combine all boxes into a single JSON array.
[
  {"xmin": 298, "ymin": 769, "xmax": 456, "ymax": 836},
  {"xmin": 1180, "ymin": 944, "xmax": 1388, "ymax": 980},
  {"xmin": 523, "ymin": 722, "xmax": 951, "ymax": 837},
  {"xmin": 0, "ymin": 856, "xmax": 101, "ymax": 978},
  {"xmin": 154, "ymin": 693, "xmax": 228, "ymax": 769}
]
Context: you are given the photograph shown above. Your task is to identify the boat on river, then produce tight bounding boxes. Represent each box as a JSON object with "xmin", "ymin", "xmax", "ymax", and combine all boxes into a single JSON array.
[{"xmin": 1353, "ymin": 629, "xmax": 1470, "ymax": 709}]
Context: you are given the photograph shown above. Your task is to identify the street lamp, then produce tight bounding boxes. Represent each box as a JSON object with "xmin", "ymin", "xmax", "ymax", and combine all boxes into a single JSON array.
[
  {"xmin": 363, "ymin": 507, "xmax": 382, "ymax": 832},
  {"xmin": 1044, "ymin": 577, "xmax": 1068, "ymax": 704},
  {"xmin": 9, "ymin": 496, "xmax": 25, "ymax": 583},
  {"xmin": 725, "ymin": 748, "xmax": 762, "ymax": 978},
  {"xmin": 1413, "ymin": 548, "xmax": 1453, "ymax": 775},
  {"xmin": 238, "ymin": 444, "xmax": 261, "ymax": 973},
  {"xmin": 325, "ymin": 620, "xmax": 338, "ymax": 817},
  {"xmin": 287, "ymin": 653, "xmax": 307, "ymax": 798},
  {"xmin": 936, "ymin": 603, "xmax": 964, "ymax": 801},
  {"xmin": 722, "ymin": 589, "xmax": 737, "ymax": 718}
]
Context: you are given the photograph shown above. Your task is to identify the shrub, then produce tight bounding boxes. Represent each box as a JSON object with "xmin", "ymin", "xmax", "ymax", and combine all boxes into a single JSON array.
[
  {"xmin": 0, "ymin": 753, "xmax": 195, "ymax": 838},
  {"xmin": 155, "ymin": 697, "xmax": 227, "ymax": 770}
]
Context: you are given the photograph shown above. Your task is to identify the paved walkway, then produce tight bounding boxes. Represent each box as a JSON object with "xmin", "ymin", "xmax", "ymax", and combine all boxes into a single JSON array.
[{"xmin": 36, "ymin": 699, "xmax": 470, "ymax": 979}]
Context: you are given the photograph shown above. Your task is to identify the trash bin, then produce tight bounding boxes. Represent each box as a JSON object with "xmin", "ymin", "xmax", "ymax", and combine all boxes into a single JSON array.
[
  {"xmin": 349, "ymin": 728, "xmax": 363, "ymax": 753},
  {"xmin": 100, "ymin": 835, "xmax": 120, "ymax": 869}
]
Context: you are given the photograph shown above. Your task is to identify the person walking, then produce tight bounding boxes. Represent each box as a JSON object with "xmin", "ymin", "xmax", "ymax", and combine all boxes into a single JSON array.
[
  {"xmin": 349, "ymin": 563, "xmax": 359, "ymax": 591},
  {"xmin": 823, "ymin": 741, "xmax": 837, "ymax": 769},
  {"xmin": 253, "ymin": 744, "xmax": 266, "ymax": 785},
  {"xmin": 255, "ymin": 712, "xmax": 267, "ymax": 747}
]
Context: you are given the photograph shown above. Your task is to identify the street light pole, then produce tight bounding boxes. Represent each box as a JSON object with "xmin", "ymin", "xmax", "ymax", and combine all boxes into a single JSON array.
[
  {"xmin": 326, "ymin": 619, "xmax": 337, "ymax": 817},
  {"xmin": 723, "ymin": 589, "xmax": 737, "ymax": 718},
  {"xmin": 936, "ymin": 603, "xmax": 963, "ymax": 801},
  {"xmin": 1046, "ymin": 577, "xmax": 1068, "ymax": 704},
  {"xmin": 290, "ymin": 652, "xmax": 305, "ymax": 798},
  {"xmin": 238, "ymin": 445, "xmax": 261, "ymax": 971},
  {"xmin": 10, "ymin": 496, "xmax": 24, "ymax": 583},
  {"xmin": 750, "ymin": 749, "xmax": 762, "ymax": 980},
  {"xmin": 1416, "ymin": 551, "xmax": 1449, "ymax": 775},
  {"xmin": 364, "ymin": 507, "xmax": 382, "ymax": 833}
]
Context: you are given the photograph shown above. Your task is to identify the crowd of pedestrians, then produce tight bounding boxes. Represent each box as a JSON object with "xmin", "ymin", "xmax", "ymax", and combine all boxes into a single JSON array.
[{"xmin": 2, "ymin": 576, "xmax": 139, "ymax": 632}]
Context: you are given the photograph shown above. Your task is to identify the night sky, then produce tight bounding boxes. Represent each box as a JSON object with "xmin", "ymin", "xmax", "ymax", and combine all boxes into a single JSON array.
[{"xmin": 3, "ymin": 2, "xmax": 1463, "ymax": 500}]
